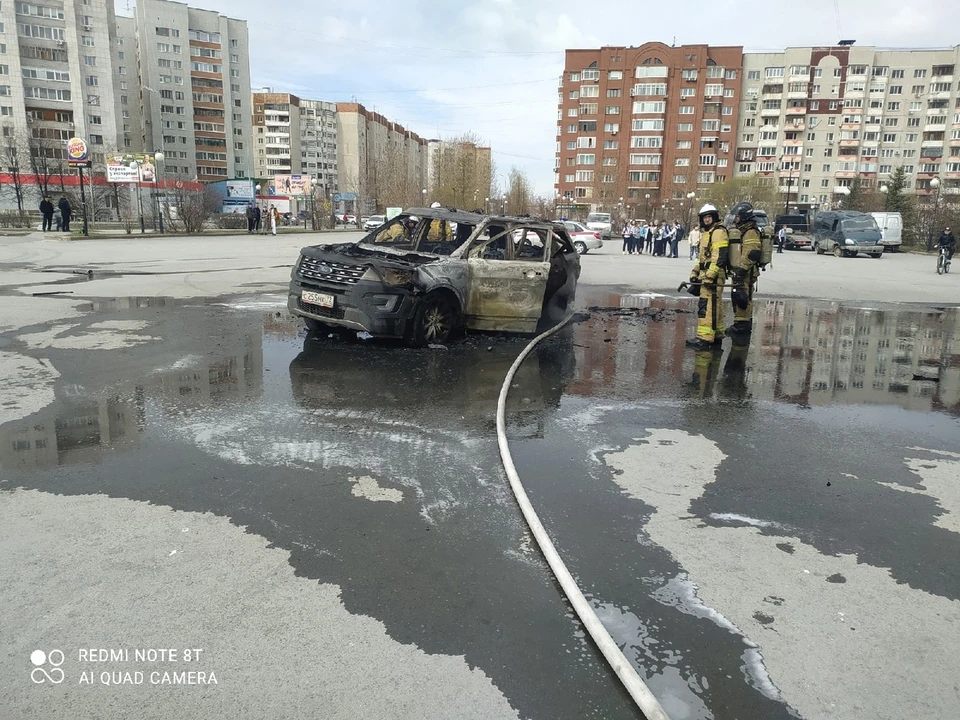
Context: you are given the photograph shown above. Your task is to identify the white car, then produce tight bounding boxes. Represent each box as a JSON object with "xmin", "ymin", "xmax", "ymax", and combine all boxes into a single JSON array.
[
  {"xmin": 585, "ymin": 212, "xmax": 612, "ymax": 239},
  {"xmin": 363, "ymin": 215, "xmax": 385, "ymax": 232},
  {"xmin": 561, "ymin": 221, "xmax": 604, "ymax": 254}
]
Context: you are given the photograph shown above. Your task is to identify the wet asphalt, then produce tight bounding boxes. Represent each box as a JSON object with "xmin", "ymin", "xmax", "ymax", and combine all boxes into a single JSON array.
[{"xmin": 2, "ymin": 290, "xmax": 959, "ymax": 719}]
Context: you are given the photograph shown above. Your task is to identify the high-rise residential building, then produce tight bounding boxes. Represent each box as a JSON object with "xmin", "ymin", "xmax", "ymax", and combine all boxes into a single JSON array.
[
  {"xmin": 299, "ymin": 98, "xmax": 338, "ymax": 197},
  {"xmin": 249, "ymin": 91, "xmax": 339, "ymax": 196},
  {"xmin": 556, "ymin": 43, "xmax": 744, "ymax": 217},
  {"xmin": 132, "ymin": 0, "xmax": 253, "ymax": 181},
  {"xmin": 336, "ymin": 102, "xmax": 428, "ymax": 215},
  {"xmin": 735, "ymin": 45, "xmax": 960, "ymax": 212},
  {"xmin": 251, "ymin": 90, "xmax": 300, "ymax": 180},
  {"xmin": 1, "ymin": 0, "xmax": 124, "ymax": 173}
]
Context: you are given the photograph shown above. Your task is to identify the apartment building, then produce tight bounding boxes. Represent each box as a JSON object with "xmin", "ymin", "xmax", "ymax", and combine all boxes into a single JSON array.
[
  {"xmin": 132, "ymin": 0, "xmax": 253, "ymax": 181},
  {"xmin": 336, "ymin": 102, "xmax": 428, "ymax": 214},
  {"xmin": 735, "ymin": 45, "xmax": 960, "ymax": 210},
  {"xmin": 1, "ymin": 0, "xmax": 123, "ymax": 173},
  {"xmin": 556, "ymin": 43, "xmax": 744, "ymax": 215},
  {"xmin": 249, "ymin": 91, "xmax": 340, "ymax": 196},
  {"xmin": 251, "ymin": 90, "xmax": 301, "ymax": 180}
]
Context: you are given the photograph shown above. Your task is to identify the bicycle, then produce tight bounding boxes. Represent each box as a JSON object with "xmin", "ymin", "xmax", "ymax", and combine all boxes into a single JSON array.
[{"xmin": 937, "ymin": 245, "xmax": 952, "ymax": 275}]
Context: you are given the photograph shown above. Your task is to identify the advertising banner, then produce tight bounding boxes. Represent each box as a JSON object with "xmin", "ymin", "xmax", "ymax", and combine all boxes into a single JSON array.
[
  {"xmin": 106, "ymin": 153, "xmax": 156, "ymax": 183},
  {"xmin": 225, "ymin": 180, "xmax": 254, "ymax": 199},
  {"xmin": 272, "ymin": 174, "xmax": 312, "ymax": 196}
]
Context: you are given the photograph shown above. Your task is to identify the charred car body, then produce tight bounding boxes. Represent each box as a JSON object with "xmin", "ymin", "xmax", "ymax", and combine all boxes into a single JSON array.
[{"xmin": 288, "ymin": 208, "xmax": 581, "ymax": 345}]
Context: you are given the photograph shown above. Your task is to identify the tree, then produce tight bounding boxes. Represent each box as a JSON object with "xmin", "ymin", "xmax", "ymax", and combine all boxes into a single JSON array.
[
  {"xmin": 3, "ymin": 131, "xmax": 28, "ymax": 212},
  {"xmin": 429, "ymin": 133, "xmax": 489, "ymax": 210},
  {"xmin": 506, "ymin": 166, "xmax": 533, "ymax": 215},
  {"xmin": 28, "ymin": 134, "xmax": 65, "ymax": 198},
  {"xmin": 883, "ymin": 166, "xmax": 911, "ymax": 215},
  {"xmin": 698, "ymin": 175, "xmax": 780, "ymax": 216},
  {"xmin": 164, "ymin": 184, "xmax": 219, "ymax": 234}
]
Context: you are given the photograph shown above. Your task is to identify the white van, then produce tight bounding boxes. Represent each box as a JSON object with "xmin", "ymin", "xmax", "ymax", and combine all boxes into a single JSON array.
[
  {"xmin": 870, "ymin": 212, "xmax": 903, "ymax": 251},
  {"xmin": 585, "ymin": 212, "xmax": 612, "ymax": 240}
]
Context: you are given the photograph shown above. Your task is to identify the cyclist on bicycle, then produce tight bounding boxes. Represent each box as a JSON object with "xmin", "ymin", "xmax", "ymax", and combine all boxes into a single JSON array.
[{"xmin": 937, "ymin": 227, "xmax": 956, "ymax": 263}]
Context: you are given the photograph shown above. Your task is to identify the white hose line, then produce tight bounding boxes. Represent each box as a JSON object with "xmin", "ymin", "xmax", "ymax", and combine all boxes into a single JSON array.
[{"xmin": 496, "ymin": 314, "xmax": 672, "ymax": 720}]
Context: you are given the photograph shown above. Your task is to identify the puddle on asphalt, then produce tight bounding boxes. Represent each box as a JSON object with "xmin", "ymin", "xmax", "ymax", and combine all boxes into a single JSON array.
[{"xmin": 2, "ymin": 294, "xmax": 958, "ymax": 471}]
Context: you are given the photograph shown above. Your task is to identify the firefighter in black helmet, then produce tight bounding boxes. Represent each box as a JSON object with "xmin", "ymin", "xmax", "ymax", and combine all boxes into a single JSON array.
[
  {"xmin": 685, "ymin": 203, "xmax": 729, "ymax": 350},
  {"xmin": 727, "ymin": 201, "xmax": 763, "ymax": 339}
]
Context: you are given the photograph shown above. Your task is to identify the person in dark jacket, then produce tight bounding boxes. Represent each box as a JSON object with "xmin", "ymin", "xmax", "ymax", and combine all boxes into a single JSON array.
[
  {"xmin": 39, "ymin": 196, "xmax": 55, "ymax": 231},
  {"xmin": 938, "ymin": 227, "xmax": 956, "ymax": 262},
  {"xmin": 254, "ymin": 204, "xmax": 262, "ymax": 232},
  {"xmin": 57, "ymin": 196, "xmax": 72, "ymax": 232},
  {"xmin": 245, "ymin": 203, "xmax": 255, "ymax": 233},
  {"xmin": 671, "ymin": 221, "xmax": 685, "ymax": 258}
]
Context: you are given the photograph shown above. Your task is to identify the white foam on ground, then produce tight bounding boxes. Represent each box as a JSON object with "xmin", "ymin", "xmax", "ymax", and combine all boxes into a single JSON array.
[
  {"xmin": 19, "ymin": 321, "xmax": 157, "ymax": 350},
  {"xmin": 603, "ymin": 428, "xmax": 960, "ymax": 720},
  {"xmin": 0, "ymin": 352, "xmax": 60, "ymax": 425},
  {"xmin": 350, "ymin": 476, "xmax": 403, "ymax": 503},
  {"xmin": 876, "ymin": 453, "xmax": 960, "ymax": 534}
]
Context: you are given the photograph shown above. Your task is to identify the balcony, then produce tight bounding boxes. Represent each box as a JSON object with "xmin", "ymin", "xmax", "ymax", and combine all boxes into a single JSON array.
[
  {"xmin": 785, "ymin": 106, "xmax": 807, "ymax": 116},
  {"xmin": 921, "ymin": 147, "xmax": 943, "ymax": 158},
  {"xmin": 782, "ymin": 138, "xmax": 804, "ymax": 147},
  {"xmin": 921, "ymin": 139, "xmax": 944, "ymax": 148},
  {"xmin": 787, "ymin": 91, "xmax": 809, "ymax": 100},
  {"xmin": 760, "ymin": 108, "xmax": 782, "ymax": 117},
  {"xmin": 924, "ymin": 124, "xmax": 946, "ymax": 132},
  {"xmin": 839, "ymin": 138, "xmax": 860, "ymax": 147}
]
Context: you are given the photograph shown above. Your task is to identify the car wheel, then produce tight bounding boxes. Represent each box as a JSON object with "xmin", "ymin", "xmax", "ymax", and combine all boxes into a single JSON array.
[
  {"xmin": 573, "ymin": 241, "xmax": 587, "ymax": 254},
  {"xmin": 833, "ymin": 245, "xmax": 843, "ymax": 258},
  {"xmin": 410, "ymin": 292, "xmax": 460, "ymax": 347},
  {"xmin": 872, "ymin": 252, "xmax": 882, "ymax": 259},
  {"xmin": 304, "ymin": 317, "xmax": 329, "ymax": 333}
]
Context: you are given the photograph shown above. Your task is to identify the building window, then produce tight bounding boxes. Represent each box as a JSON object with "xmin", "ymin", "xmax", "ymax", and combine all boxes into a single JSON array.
[
  {"xmin": 605, "ymin": 106, "xmax": 620, "ymax": 115},
  {"xmin": 607, "ymin": 88, "xmax": 621, "ymax": 98},
  {"xmin": 678, "ymin": 123, "xmax": 693, "ymax": 132}
]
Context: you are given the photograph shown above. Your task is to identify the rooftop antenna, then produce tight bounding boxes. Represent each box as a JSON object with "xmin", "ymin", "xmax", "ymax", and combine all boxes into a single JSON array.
[{"xmin": 672, "ymin": 36, "xmax": 676, "ymax": 47}]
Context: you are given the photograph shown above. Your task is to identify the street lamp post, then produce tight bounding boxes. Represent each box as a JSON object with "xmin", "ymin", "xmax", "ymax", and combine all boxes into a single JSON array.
[
  {"xmin": 836, "ymin": 185, "xmax": 851, "ymax": 209},
  {"xmin": 501, "ymin": 194, "xmax": 506, "ymax": 215},
  {"xmin": 129, "ymin": 160, "xmax": 145, "ymax": 234},
  {"xmin": 421, "ymin": 188, "xmax": 427, "ymax": 206},
  {"xmin": 644, "ymin": 193, "xmax": 651, "ymax": 222},
  {"xmin": 153, "ymin": 151, "xmax": 164, "ymax": 233},
  {"xmin": 929, "ymin": 177, "xmax": 943, "ymax": 250},
  {"xmin": 485, "ymin": 196, "xmax": 489, "ymax": 214}
]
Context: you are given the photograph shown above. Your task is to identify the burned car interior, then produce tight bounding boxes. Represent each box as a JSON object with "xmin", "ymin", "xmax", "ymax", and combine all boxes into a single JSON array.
[{"xmin": 288, "ymin": 207, "xmax": 581, "ymax": 345}]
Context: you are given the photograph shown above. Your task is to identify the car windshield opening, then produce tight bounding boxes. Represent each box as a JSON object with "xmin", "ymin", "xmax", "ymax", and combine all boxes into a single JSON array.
[
  {"xmin": 586, "ymin": 213, "xmax": 610, "ymax": 223},
  {"xmin": 370, "ymin": 216, "xmax": 420, "ymax": 248},
  {"xmin": 842, "ymin": 217, "xmax": 879, "ymax": 232}
]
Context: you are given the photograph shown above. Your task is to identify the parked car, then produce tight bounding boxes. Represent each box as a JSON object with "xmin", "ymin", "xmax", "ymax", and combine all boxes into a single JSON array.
[
  {"xmin": 560, "ymin": 220, "xmax": 603, "ymax": 254},
  {"xmin": 724, "ymin": 208, "xmax": 772, "ymax": 236},
  {"xmin": 363, "ymin": 215, "xmax": 386, "ymax": 232},
  {"xmin": 870, "ymin": 212, "xmax": 903, "ymax": 252},
  {"xmin": 773, "ymin": 214, "xmax": 812, "ymax": 250},
  {"xmin": 289, "ymin": 207, "xmax": 581, "ymax": 346},
  {"xmin": 812, "ymin": 211, "xmax": 884, "ymax": 258},
  {"xmin": 585, "ymin": 212, "xmax": 613, "ymax": 240},
  {"xmin": 337, "ymin": 214, "xmax": 357, "ymax": 225}
]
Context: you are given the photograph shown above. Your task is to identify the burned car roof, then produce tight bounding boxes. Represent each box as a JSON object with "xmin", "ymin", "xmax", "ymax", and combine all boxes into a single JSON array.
[{"xmin": 403, "ymin": 207, "xmax": 563, "ymax": 229}]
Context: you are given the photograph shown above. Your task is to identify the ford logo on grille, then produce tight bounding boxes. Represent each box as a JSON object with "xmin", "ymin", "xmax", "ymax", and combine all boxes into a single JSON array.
[{"xmin": 318, "ymin": 264, "xmax": 332, "ymax": 275}]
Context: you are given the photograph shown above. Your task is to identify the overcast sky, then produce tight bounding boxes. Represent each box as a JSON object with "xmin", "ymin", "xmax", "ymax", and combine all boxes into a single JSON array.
[{"xmin": 118, "ymin": 0, "xmax": 960, "ymax": 195}]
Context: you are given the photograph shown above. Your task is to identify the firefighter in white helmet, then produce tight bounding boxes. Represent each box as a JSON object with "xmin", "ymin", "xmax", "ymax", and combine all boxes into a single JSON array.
[{"xmin": 685, "ymin": 203, "xmax": 729, "ymax": 350}]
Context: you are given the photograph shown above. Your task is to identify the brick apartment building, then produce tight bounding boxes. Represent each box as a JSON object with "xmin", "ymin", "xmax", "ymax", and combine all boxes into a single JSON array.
[{"xmin": 556, "ymin": 42, "xmax": 743, "ymax": 219}]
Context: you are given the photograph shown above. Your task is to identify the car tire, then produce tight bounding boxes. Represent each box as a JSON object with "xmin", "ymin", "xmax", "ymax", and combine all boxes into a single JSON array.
[
  {"xmin": 573, "ymin": 241, "xmax": 587, "ymax": 254},
  {"xmin": 409, "ymin": 292, "xmax": 460, "ymax": 347},
  {"xmin": 814, "ymin": 242, "xmax": 822, "ymax": 255},
  {"xmin": 872, "ymin": 252, "xmax": 882, "ymax": 259},
  {"xmin": 833, "ymin": 245, "xmax": 843, "ymax": 258}
]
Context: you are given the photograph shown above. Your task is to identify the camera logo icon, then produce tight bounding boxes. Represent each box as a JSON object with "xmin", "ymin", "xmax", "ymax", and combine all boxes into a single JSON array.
[{"xmin": 30, "ymin": 650, "xmax": 65, "ymax": 684}]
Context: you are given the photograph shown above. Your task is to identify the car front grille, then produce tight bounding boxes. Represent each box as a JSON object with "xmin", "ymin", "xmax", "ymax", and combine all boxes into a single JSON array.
[
  {"xmin": 298, "ymin": 298, "xmax": 346, "ymax": 320},
  {"xmin": 298, "ymin": 256, "xmax": 367, "ymax": 285}
]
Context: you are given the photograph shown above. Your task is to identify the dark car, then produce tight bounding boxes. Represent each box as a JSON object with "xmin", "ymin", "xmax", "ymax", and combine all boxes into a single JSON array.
[
  {"xmin": 812, "ymin": 211, "xmax": 883, "ymax": 258},
  {"xmin": 774, "ymin": 214, "xmax": 812, "ymax": 250},
  {"xmin": 288, "ymin": 207, "xmax": 581, "ymax": 346}
]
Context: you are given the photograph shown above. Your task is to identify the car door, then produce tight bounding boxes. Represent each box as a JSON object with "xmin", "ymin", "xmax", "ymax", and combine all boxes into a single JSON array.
[{"xmin": 465, "ymin": 224, "xmax": 550, "ymax": 333}]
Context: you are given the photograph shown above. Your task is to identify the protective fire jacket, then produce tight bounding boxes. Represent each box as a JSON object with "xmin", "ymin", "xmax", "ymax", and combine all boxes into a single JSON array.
[{"xmin": 695, "ymin": 224, "xmax": 729, "ymax": 282}]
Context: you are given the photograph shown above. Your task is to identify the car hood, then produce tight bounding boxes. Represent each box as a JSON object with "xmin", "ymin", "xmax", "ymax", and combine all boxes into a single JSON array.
[{"xmin": 301, "ymin": 242, "xmax": 443, "ymax": 266}]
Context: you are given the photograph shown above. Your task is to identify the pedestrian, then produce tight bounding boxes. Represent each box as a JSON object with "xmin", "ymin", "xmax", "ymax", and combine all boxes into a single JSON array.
[
  {"xmin": 671, "ymin": 220, "xmax": 684, "ymax": 258},
  {"xmin": 254, "ymin": 204, "xmax": 262, "ymax": 233},
  {"xmin": 57, "ymin": 195, "xmax": 72, "ymax": 232},
  {"xmin": 622, "ymin": 221, "xmax": 633, "ymax": 255},
  {"xmin": 645, "ymin": 222, "xmax": 653, "ymax": 254},
  {"xmin": 937, "ymin": 226, "xmax": 956, "ymax": 264},
  {"xmin": 270, "ymin": 204, "xmax": 279, "ymax": 235},
  {"xmin": 688, "ymin": 226, "xmax": 700, "ymax": 260},
  {"xmin": 39, "ymin": 196, "xmax": 55, "ymax": 232},
  {"xmin": 777, "ymin": 225, "xmax": 787, "ymax": 253},
  {"xmin": 631, "ymin": 221, "xmax": 643, "ymax": 255},
  {"xmin": 726, "ymin": 202, "xmax": 763, "ymax": 340},
  {"xmin": 684, "ymin": 203, "xmax": 729, "ymax": 350},
  {"xmin": 660, "ymin": 222, "xmax": 673, "ymax": 257},
  {"xmin": 245, "ymin": 203, "xmax": 255, "ymax": 233}
]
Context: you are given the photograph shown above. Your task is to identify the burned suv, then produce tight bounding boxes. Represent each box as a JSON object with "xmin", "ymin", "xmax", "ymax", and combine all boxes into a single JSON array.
[{"xmin": 289, "ymin": 207, "xmax": 581, "ymax": 345}]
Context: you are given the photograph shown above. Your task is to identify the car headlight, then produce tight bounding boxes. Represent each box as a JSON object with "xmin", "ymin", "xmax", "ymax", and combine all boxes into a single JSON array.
[
  {"xmin": 382, "ymin": 269, "xmax": 414, "ymax": 286},
  {"xmin": 844, "ymin": 238, "xmax": 855, "ymax": 245}
]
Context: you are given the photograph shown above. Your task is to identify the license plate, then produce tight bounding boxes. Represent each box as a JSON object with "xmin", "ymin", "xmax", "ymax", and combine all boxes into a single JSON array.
[{"xmin": 302, "ymin": 290, "xmax": 334, "ymax": 308}]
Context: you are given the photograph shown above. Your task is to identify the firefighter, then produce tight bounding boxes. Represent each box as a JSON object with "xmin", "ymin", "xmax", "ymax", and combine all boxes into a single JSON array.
[
  {"xmin": 685, "ymin": 203, "xmax": 729, "ymax": 350},
  {"xmin": 727, "ymin": 201, "xmax": 763, "ymax": 338}
]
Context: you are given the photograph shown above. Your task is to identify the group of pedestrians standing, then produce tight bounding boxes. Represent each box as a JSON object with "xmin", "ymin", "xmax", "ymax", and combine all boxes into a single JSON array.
[
  {"xmin": 39, "ymin": 195, "xmax": 73, "ymax": 232},
  {"xmin": 621, "ymin": 220, "xmax": 691, "ymax": 258},
  {"xmin": 245, "ymin": 202, "xmax": 281, "ymax": 235}
]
